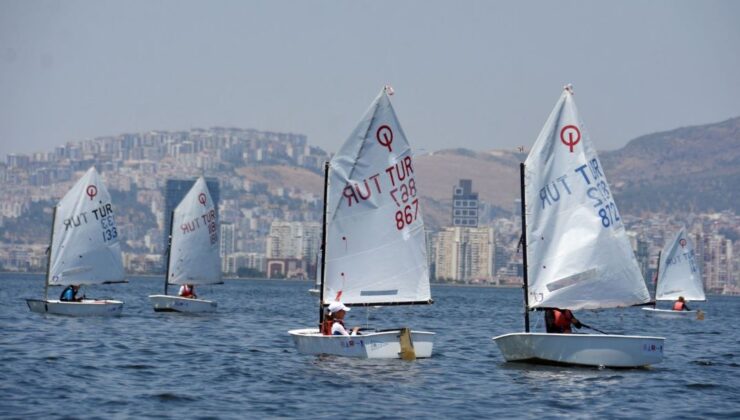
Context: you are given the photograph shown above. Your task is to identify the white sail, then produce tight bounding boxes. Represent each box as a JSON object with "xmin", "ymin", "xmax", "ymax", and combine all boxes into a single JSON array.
[
  {"xmin": 48, "ymin": 167, "xmax": 125, "ymax": 285},
  {"xmin": 656, "ymin": 228, "xmax": 705, "ymax": 301},
  {"xmin": 167, "ymin": 177, "xmax": 222, "ymax": 285},
  {"xmin": 524, "ymin": 87, "xmax": 650, "ymax": 310},
  {"xmin": 323, "ymin": 87, "xmax": 431, "ymax": 305}
]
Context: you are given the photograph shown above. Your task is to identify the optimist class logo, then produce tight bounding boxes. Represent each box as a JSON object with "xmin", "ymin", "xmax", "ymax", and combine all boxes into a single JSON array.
[
  {"xmin": 198, "ymin": 193, "xmax": 207, "ymax": 206},
  {"xmin": 679, "ymin": 238, "xmax": 687, "ymax": 248},
  {"xmin": 560, "ymin": 125, "xmax": 581, "ymax": 153},
  {"xmin": 376, "ymin": 125, "xmax": 393, "ymax": 152},
  {"xmin": 86, "ymin": 185, "xmax": 98, "ymax": 200}
]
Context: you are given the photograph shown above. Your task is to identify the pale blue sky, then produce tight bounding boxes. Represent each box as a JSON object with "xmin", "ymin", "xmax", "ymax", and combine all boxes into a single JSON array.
[{"xmin": 1, "ymin": 0, "xmax": 739, "ymax": 158}]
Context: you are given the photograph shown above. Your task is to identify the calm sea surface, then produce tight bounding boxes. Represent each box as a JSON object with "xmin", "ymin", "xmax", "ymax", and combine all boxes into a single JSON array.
[{"xmin": 2, "ymin": 273, "xmax": 739, "ymax": 419}]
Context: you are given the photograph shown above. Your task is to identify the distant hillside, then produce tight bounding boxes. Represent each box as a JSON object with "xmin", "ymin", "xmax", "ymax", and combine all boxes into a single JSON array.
[
  {"xmin": 414, "ymin": 149, "xmax": 520, "ymax": 228},
  {"xmin": 600, "ymin": 117, "xmax": 740, "ymax": 214},
  {"xmin": 414, "ymin": 117, "xmax": 740, "ymax": 224},
  {"xmin": 236, "ymin": 165, "xmax": 323, "ymax": 195}
]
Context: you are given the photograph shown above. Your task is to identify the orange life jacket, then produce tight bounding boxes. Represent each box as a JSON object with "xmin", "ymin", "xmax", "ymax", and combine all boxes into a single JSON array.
[
  {"xmin": 553, "ymin": 309, "xmax": 573, "ymax": 333},
  {"xmin": 673, "ymin": 301, "xmax": 685, "ymax": 311},
  {"xmin": 321, "ymin": 318, "xmax": 334, "ymax": 335}
]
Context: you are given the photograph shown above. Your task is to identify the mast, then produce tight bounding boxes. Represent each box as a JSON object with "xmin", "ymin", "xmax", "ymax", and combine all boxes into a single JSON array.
[
  {"xmin": 519, "ymin": 163, "xmax": 530, "ymax": 332},
  {"xmin": 164, "ymin": 210, "xmax": 175, "ymax": 295},
  {"xmin": 44, "ymin": 206, "xmax": 57, "ymax": 301},
  {"xmin": 318, "ymin": 161, "xmax": 330, "ymax": 328},
  {"xmin": 653, "ymin": 250, "xmax": 662, "ymax": 308}
]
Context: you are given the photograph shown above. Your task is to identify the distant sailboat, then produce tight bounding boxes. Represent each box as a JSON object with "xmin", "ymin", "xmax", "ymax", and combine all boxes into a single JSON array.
[
  {"xmin": 149, "ymin": 177, "xmax": 221, "ymax": 313},
  {"xmin": 493, "ymin": 85, "xmax": 664, "ymax": 368},
  {"xmin": 643, "ymin": 227, "xmax": 706, "ymax": 319},
  {"xmin": 26, "ymin": 167, "xmax": 126, "ymax": 316},
  {"xmin": 289, "ymin": 86, "xmax": 435, "ymax": 358}
]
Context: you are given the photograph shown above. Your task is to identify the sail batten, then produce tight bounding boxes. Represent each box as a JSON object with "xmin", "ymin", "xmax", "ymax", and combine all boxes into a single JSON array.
[
  {"xmin": 167, "ymin": 177, "xmax": 221, "ymax": 285},
  {"xmin": 324, "ymin": 88, "xmax": 431, "ymax": 306},
  {"xmin": 524, "ymin": 88, "xmax": 650, "ymax": 310},
  {"xmin": 48, "ymin": 167, "xmax": 125, "ymax": 285},
  {"xmin": 656, "ymin": 228, "xmax": 705, "ymax": 301}
]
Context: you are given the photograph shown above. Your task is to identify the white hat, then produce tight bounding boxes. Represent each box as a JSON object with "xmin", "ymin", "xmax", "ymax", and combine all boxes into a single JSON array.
[{"xmin": 328, "ymin": 301, "xmax": 350, "ymax": 314}]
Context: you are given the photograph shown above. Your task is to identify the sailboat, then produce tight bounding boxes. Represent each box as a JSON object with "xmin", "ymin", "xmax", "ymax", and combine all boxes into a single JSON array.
[
  {"xmin": 149, "ymin": 177, "xmax": 221, "ymax": 313},
  {"xmin": 26, "ymin": 167, "xmax": 126, "ymax": 316},
  {"xmin": 492, "ymin": 85, "xmax": 665, "ymax": 368},
  {"xmin": 643, "ymin": 227, "xmax": 706, "ymax": 319},
  {"xmin": 289, "ymin": 86, "xmax": 435, "ymax": 359}
]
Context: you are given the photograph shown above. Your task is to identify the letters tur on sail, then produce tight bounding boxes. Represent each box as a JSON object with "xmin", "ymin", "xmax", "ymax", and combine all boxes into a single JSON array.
[
  {"xmin": 324, "ymin": 88, "xmax": 431, "ymax": 306},
  {"xmin": 656, "ymin": 227, "xmax": 705, "ymax": 301},
  {"xmin": 49, "ymin": 167, "xmax": 125, "ymax": 285},
  {"xmin": 168, "ymin": 177, "xmax": 222, "ymax": 285},
  {"xmin": 524, "ymin": 88, "xmax": 650, "ymax": 310}
]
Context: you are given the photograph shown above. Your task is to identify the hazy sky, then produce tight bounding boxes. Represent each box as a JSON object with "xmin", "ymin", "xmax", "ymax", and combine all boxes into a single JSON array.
[{"xmin": 1, "ymin": 0, "xmax": 739, "ymax": 158}]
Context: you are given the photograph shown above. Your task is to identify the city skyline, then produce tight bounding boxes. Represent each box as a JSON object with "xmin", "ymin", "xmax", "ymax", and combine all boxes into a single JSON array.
[{"xmin": 2, "ymin": 1, "xmax": 740, "ymax": 158}]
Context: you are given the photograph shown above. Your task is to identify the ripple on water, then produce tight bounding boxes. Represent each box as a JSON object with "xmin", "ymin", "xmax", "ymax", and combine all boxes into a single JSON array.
[
  {"xmin": 685, "ymin": 383, "xmax": 719, "ymax": 389},
  {"xmin": 120, "ymin": 364, "xmax": 156, "ymax": 370},
  {"xmin": 151, "ymin": 392, "xmax": 197, "ymax": 402}
]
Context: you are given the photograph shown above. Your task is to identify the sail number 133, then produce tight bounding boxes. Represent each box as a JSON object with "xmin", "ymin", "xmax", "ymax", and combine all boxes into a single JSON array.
[{"xmin": 390, "ymin": 178, "xmax": 419, "ymax": 230}]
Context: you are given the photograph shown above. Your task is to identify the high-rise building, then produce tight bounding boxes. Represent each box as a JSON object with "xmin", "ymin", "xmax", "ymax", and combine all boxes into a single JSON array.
[
  {"xmin": 163, "ymin": 178, "xmax": 220, "ymax": 252},
  {"xmin": 452, "ymin": 179, "xmax": 479, "ymax": 227},
  {"xmin": 220, "ymin": 223, "xmax": 236, "ymax": 273},
  {"xmin": 266, "ymin": 221, "xmax": 321, "ymax": 260},
  {"xmin": 701, "ymin": 233, "xmax": 734, "ymax": 293},
  {"xmin": 636, "ymin": 236, "xmax": 650, "ymax": 287},
  {"xmin": 433, "ymin": 226, "xmax": 494, "ymax": 282}
]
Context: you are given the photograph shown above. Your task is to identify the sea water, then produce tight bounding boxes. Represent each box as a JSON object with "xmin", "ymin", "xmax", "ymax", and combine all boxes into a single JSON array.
[{"xmin": 2, "ymin": 274, "xmax": 739, "ymax": 418}]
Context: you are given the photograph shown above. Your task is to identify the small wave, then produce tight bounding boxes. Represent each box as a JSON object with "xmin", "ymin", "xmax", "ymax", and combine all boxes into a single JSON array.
[
  {"xmin": 685, "ymin": 383, "xmax": 718, "ymax": 389},
  {"xmin": 692, "ymin": 360, "xmax": 714, "ymax": 366},
  {"xmin": 152, "ymin": 392, "xmax": 196, "ymax": 402},
  {"xmin": 120, "ymin": 364, "xmax": 155, "ymax": 370}
]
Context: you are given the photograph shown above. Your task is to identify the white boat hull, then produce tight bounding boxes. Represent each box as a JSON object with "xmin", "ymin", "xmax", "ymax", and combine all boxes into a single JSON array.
[
  {"xmin": 26, "ymin": 299, "xmax": 123, "ymax": 316},
  {"xmin": 642, "ymin": 307, "xmax": 702, "ymax": 319},
  {"xmin": 307, "ymin": 288, "xmax": 320, "ymax": 296},
  {"xmin": 148, "ymin": 295, "xmax": 217, "ymax": 313},
  {"xmin": 492, "ymin": 332, "xmax": 664, "ymax": 368},
  {"xmin": 289, "ymin": 328, "xmax": 435, "ymax": 359}
]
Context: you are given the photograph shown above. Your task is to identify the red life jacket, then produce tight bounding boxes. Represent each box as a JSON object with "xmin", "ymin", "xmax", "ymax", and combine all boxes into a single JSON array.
[
  {"xmin": 553, "ymin": 309, "xmax": 573, "ymax": 333},
  {"xmin": 673, "ymin": 301, "xmax": 685, "ymax": 311},
  {"xmin": 180, "ymin": 285, "xmax": 193, "ymax": 298},
  {"xmin": 321, "ymin": 318, "xmax": 334, "ymax": 335}
]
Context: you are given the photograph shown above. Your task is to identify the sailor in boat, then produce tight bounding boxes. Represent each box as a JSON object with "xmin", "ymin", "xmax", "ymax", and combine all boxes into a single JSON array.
[
  {"xmin": 672, "ymin": 296, "xmax": 690, "ymax": 311},
  {"xmin": 178, "ymin": 284, "xmax": 197, "ymax": 299},
  {"xmin": 544, "ymin": 308, "xmax": 583, "ymax": 334},
  {"xmin": 325, "ymin": 302, "xmax": 360, "ymax": 336},
  {"xmin": 59, "ymin": 284, "xmax": 84, "ymax": 302}
]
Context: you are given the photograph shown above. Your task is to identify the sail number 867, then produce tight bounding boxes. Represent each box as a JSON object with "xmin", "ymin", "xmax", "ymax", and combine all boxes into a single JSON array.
[
  {"xmin": 390, "ymin": 178, "xmax": 419, "ymax": 230},
  {"xmin": 395, "ymin": 199, "xmax": 420, "ymax": 230}
]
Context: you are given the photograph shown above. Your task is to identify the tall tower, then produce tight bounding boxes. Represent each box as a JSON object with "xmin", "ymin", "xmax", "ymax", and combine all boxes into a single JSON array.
[{"xmin": 452, "ymin": 179, "xmax": 479, "ymax": 227}]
